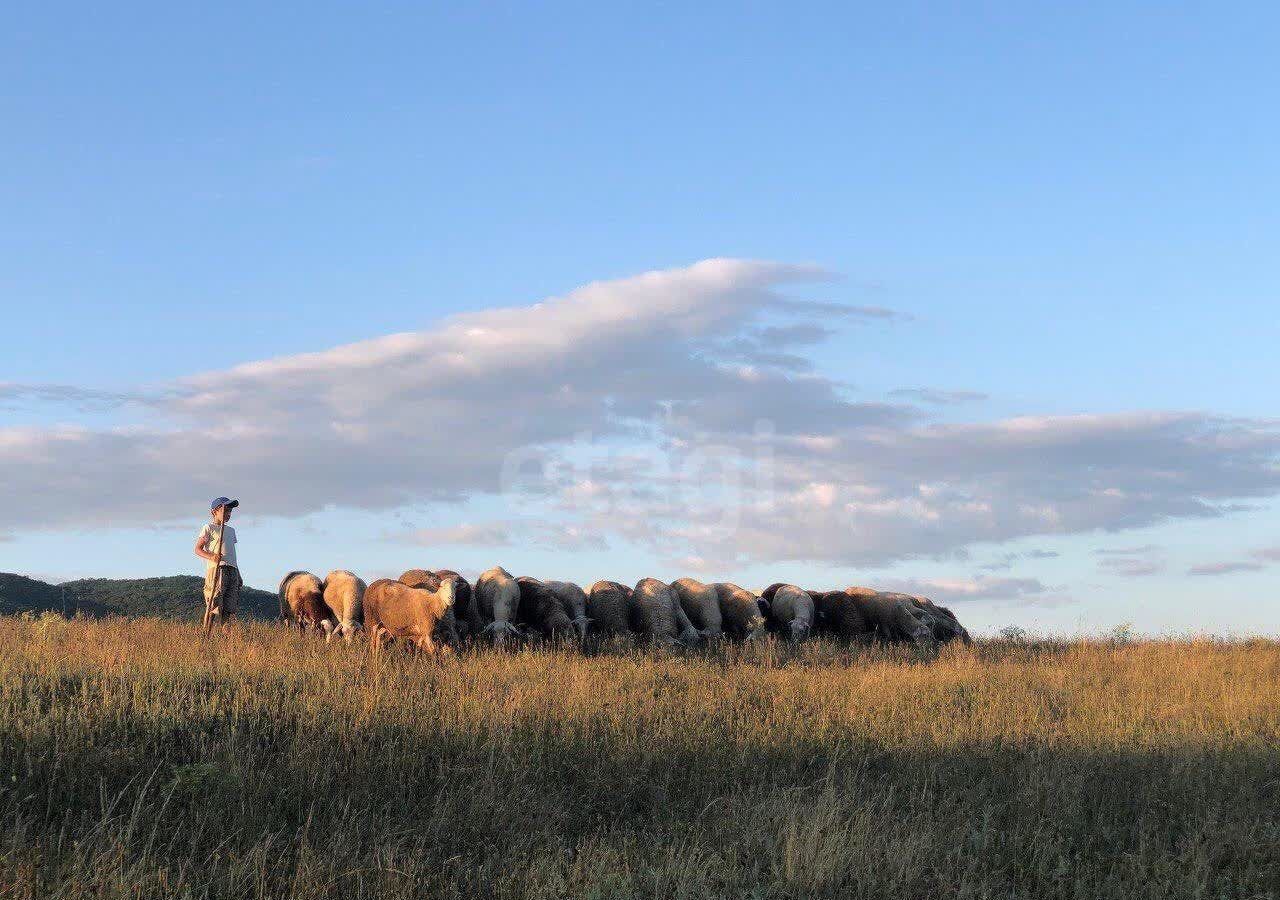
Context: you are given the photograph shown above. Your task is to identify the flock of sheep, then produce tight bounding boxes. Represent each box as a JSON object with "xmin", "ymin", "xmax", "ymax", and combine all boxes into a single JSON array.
[{"xmin": 278, "ymin": 567, "xmax": 972, "ymax": 656}]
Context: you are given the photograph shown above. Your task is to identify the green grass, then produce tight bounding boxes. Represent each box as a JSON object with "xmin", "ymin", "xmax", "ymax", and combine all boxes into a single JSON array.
[{"xmin": 1, "ymin": 616, "xmax": 1277, "ymax": 899}]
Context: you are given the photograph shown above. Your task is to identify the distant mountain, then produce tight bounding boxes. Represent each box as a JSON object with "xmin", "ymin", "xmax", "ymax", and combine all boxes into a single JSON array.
[{"xmin": 0, "ymin": 572, "xmax": 278, "ymax": 620}]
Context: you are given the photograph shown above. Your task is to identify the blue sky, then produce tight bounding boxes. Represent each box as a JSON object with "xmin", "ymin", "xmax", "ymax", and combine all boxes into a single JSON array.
[{"xmin": 2, "ymin": 3, "xmax": 1278, "ymax": 634}]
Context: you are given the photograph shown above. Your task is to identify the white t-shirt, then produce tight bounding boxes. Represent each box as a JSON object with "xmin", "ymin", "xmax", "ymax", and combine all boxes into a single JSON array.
[{"xmin": 198, "ymin": 522, "xmax": 238, "ymax": 572}]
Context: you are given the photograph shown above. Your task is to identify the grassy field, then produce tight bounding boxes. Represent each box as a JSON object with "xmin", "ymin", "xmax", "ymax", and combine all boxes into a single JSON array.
[{"xmin": 0, "ymin": 616, "xmax": 1277, "ymax": 899}]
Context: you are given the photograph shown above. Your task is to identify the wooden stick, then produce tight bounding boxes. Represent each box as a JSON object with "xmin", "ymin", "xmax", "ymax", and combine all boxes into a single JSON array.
[{"xmin": 202, "ymin": 519, "xmax": 226, "ymax": 637}]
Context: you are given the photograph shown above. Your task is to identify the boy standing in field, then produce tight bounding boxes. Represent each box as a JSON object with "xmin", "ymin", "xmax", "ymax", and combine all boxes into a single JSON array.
[{"xmin": 195, "ymin": 497, "xmax": 242, "ymax": 630}]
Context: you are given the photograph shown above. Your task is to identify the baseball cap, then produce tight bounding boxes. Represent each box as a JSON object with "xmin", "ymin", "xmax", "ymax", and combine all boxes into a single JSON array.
[{"xmin": 210, "ymin": 497, "xmax": 240, "ymax": 512}]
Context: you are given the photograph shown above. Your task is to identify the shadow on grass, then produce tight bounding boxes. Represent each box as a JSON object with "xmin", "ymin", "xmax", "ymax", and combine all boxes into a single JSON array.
[{"xmin": 3, "ymin": 707, "xmax": 1277, "ymax": 900}]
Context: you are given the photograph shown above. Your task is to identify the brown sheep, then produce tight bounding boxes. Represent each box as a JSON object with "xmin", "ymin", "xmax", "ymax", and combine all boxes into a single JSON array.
[
  {"xmin": 670, "ymin": 577, "xmax": 722, "ymax": 638},
  {"xmin": 363, "ymin": 578, "xmax": 456, "ymax": 658},
  {"xmin": 321, "ymin": 570, "xmax": 366, "ymax": 644},
  {"xmin": 714, "ymin": 582, "xmax": 768, "ymax": 640},
  {"xmin": 399, "ymin": 568, "xmax": 436, "ymax": 589},
  {"xmin": 399, "ymin": 569, "xmax": 462, "ymax": 648},
  {"xmin": 586, "ymin": 580, "xmax": 633, "ymax": 639},
  {"xmin": 278, "ymin": 571, "xmax": 334, "ymax": 634},
  {"xmin": 631, "ymin": 578, "xmax": 701, "ymax": 645},
  {"xmin": 474, "ymin": 566, "xmax": 522, "ymax": 645}
]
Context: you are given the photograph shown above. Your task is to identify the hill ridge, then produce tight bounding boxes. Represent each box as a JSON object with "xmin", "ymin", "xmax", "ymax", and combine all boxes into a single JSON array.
[{"xmin": 0, "ymin": 572, "xmax": 277, "ymax": 619}]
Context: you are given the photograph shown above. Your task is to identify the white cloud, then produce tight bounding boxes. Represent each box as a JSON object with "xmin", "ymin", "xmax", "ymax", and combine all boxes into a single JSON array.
[
  {"xmin": 3, "ymin": 258, "xmax": 1280, "ymax": 581},
  {"xmin": 3, "ymin": 259, "xmax": 848, "ymax": 529},
  {"xmin": 597, "ymin": 411, "xmax": 1280, "ymax": 569}
]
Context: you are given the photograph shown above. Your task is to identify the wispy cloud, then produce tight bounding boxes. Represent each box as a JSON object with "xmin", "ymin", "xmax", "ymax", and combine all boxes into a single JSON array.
[
  {"xmin": 1182, "ymin": 544, "xmax": 1280, "ymax": 577},
  {"xmin": 0, "ymin": 383, "xmax": 166, "ymax": 412},
  {"xmin": 1094, "ymin": 544, "xmax": 1166, "ymax": 578},
  {"xmin": 400, "ymin": 522, "xmax": 514, "ymax": 547},
  {"xmin": 1099, "ymin": 557, "xmax": 1166, "ymax": 578},
  {"xmin": 395, "ymin": 519, "xmax": 606, "ymax": 552},
  {"xmin": 978, "ymin": 549, "xmax": 1060, "ymax": 571},
  {"xmin": 879, "ymin": 576, "xmax": 1063, "ymax": 605},
  {"xmin": 1187, "ymin": 561, "xmax": 1266, "ymax": 577},
  {"xmin": 888, "ymin": 388, "xmax": 988, "ymax": 406},
  {"xmin": 767, "ymin": 298, "xmax": 907, "ymax": 321}
]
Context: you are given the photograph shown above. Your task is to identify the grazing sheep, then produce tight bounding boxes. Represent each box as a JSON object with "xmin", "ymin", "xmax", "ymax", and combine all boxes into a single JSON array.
[
  {"xmin": 770, "ymin": 583, "xmax": 969, "ymax": 646},
  {"xmin": 474, "ymin": 566, "xmax": 522, "ymax": 645},
  {"xmin": 399, "ymin": 569, "xmax": 462, "ymax": 648},
  {"xmin": 844, "ymin": 588, "xmax": 936, "ymax": 646},
  {"xmin": 631, "ymin": 578, "xmax": 701, "ymax": 645},
  {"xmin": 545, "ymin": 580, "xmax": 591, "ymax": 641},
  {"xmin": 364, "ymin": 578, "xmax": 456, "ymax": 658},
  {"xmin": 836, "ymin": 587, "xmax": 968, "ymax": 646},
  {"xmin": 671, "ymin": 588, "xmax": 702, "ymax": 643},
  {"xmin": 714, "ymin": 582, "xmax": 769, "ymax": 640},
  {"xmin": 434, "ymin": 569, "xmax": 475, "ymax": 640},
  {"xmin": 765, "ymin": 584, "xmax": 816, "ymax": 640},
  {"xmin": 278, "ymin": 571, "xmax": 334, "ymax": 635},
  {"xmin": 516, "ymin": 576, "xmax": 576, "ymax": 641},
  {"xmin": 670, "ymin": 577, "xmax": 722, "ymax": 638},
  {"xmin": 403, "ymin": 569, "xmax": 473, "ymax": 622},
  {"xmin": 399, "ymin": 569, "xmax": 436, "ymax": 589},
  {"xmin": 811, "ymin": 589, "xmax": 873, "ymax": 640},
  {"xmin": 586, "ymin": 581, "xmax": 633, "ymax": 638},
  {"xmin": 321, "ymin": 570, "xmax": 366, "ymax": 644},
  {"xmin": 759, "ymin": 583, "xmax": 789, "ymax": 605},
  {"xmin": 906, "ymin": 594, "xmax": 971, "ymax": 644}
]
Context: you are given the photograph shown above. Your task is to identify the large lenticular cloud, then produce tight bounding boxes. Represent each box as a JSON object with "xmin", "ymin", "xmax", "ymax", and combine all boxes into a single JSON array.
[{"xmin": 2, "ymin": 259, "xmax": 1278, "ymax": 570}]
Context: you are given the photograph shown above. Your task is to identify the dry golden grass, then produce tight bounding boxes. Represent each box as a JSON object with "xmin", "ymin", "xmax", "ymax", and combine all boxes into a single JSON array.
[{"xmin": 1, "ymin": 615, "xmax": 1277, "ymax": 899}]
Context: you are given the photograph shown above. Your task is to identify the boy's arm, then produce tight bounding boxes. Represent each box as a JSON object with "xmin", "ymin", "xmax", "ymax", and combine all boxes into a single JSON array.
[{"xmin": 194, "ymin": 529, "xmax": 217, "ymax": 563}]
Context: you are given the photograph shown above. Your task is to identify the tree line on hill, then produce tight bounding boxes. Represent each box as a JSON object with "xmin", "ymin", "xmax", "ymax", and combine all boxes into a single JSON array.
[{"xmin": 0, "ymin": 572, "xmax": 278, "ymax": 619}]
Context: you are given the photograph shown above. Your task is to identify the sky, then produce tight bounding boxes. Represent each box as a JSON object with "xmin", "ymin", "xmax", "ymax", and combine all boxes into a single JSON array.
[{"xmin": 2, "ymin": 3, "xmax": 1278, "ymax": 635}]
